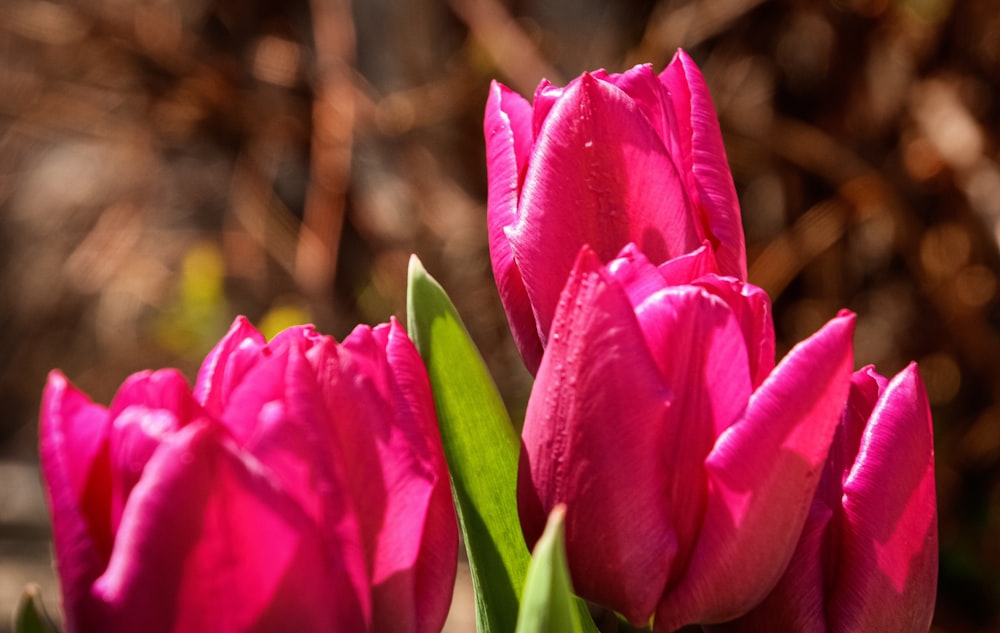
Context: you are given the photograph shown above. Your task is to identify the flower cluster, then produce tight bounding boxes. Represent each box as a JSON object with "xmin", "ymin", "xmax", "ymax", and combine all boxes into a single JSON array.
[
  {"xmin": 34, "ymin": 49, "xmax": 937, "ymax": 633},
  {"xmin": 486, "ymin": 50, "xmax": 937, "ymax": 631}
]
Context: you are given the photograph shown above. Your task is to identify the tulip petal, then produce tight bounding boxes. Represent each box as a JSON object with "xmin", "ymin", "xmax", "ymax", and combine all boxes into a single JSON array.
[
  {"xmin": 93, "ymin": 420, "xmax": 369, "ymax": 633},
  {"xmin": 106, "ymin": 370, "xmax": 198, "ymax": 534},
  {"xmin": 655, "ymin": 312, "xmax": 854, "ymax": 630},
  {"xmin": 380, "ymin": 320, "xmax": 459, "ymax": 633},
  {"xmin": 605, "ymin": 243, "xmax": 669, "ymax": 309},
  {"xmin": 840, "ymin": 366, "xmax": 889, "ymax": 465},
  {"xmin": 194, "ymin": 316, "xmax": 266, "ymax": 416},
  {"xmin": 703, "ymin": 502, "xmax": 832, "ymax": 633},
  {"xmin": 832, "ymin": 363, "xmax": 937, "ymax": 632},
  {"xmin": 217, "ymin": 342, "xmax": 293, "ymax": 448},
  {"xmin": 209, "ymin": 337, "xmax": 376, "ymax": 632},
  {"xmin": 509, "ymin": 71, "xmax": 700, "ymax": 348},
  {"xmin": 39, "ymin": 372, "xmax": 112, "ymax": 632},
  {"xmin": 530, "ymin": 80, "xmax": 563, "ymax": 139},
  {"xmin": 656, "ymin": 242, "xmax": 719, "ymax": 284},
  {"xmin": 519, "ymin": 247, "xmax": 676, "ymax": 625},
  {"xmin": 335, "ymin": 321, "xmax": 458, "ymax": 633},
  {"xmin": 660, "ymin": 50, "xmax": 746, "ymax": 280},
  {"xmin": 485, "ymin": 80, "xmax": 544, "ymax": 372},
  {"xmin": 689, "ymin": 275, "xmax": 775, "ymax": 387},
  {"xmin": 634, "ymin": 285, "xmax": 753, "ymax": 441},
  {"xmin": 603, "ymin": 64, "xmax": 685, "ymax": 162},
  {"xmin": 631, "ymin": 284, "xmax": 753, "ymax": 573}
]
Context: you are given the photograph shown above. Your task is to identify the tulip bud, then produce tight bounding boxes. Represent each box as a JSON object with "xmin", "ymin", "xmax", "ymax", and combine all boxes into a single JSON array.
[
  {"xmin": 517, "ymin": 245, "xmax": 855, "ymax": 631},
  {"xmin": 40, "ymin": 317, "xmax": 457, "ymax": 633},
  {"xmin": 485, "ymin": 49, "xmax": 745, "ymax": 373},
  {"xmin": 705, "ymin": 364, "xmax": 938, "ymax": 632}
]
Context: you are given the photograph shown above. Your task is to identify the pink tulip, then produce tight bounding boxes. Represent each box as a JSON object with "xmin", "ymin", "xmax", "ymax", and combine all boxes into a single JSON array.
[
  {"xmin": 517, "ymin": 245, "xmax": 855, "ymax": 631},
  {"xmin": 704, "ymin": 364, "xmax": 938, "ymax": 632},
  {"xmin": 485, "ymin": 49, "xmax": 745, "ymax": 373},
  {"xmin": 40, "ymin": 317, "xmax": 457, "ymax": 633}
]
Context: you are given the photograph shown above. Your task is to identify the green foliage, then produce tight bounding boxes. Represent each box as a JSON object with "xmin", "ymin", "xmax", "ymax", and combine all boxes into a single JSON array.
[
  {"xmin": 407, "ymin": 256, "xmax": 529, "ymax": 633},
  {"xmin": 12, "ymin": 584, "xmax": 58, "ymax": 633},
  {"xmin": 515, "ymin": 506, "xmax": 584, "ymax": 633},
  {"xmin": 406, "ymin": 256, "xmax": 597, "ymax": 633}
]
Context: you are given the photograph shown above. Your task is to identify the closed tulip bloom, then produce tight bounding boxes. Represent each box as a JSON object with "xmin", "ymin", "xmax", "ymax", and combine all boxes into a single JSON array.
[
  {"xmin": 40, "ymin": 317, "xmax": 457, "ymax": 633},
  {"xmin": 517, "ymin": 245, "xmax": 855, "ymax": 631},
  {"xmin": 705, "ymin": 364, "xmax": 938, "ymax": 633},
  {"xmin": 485, "ymin": 49, "xmax": 745, "ymax": 373}
]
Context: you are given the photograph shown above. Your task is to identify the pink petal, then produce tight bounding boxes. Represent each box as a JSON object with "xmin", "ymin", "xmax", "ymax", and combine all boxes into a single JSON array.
[
  {"xmin": 106, "ymin": 370, "xmax": 197, "ymax": 535},
  {"xmin": 39, "ymin": 371, "xmax": 112, "ymax": 632},
  {"xmin": 656, "ymin": 242, "xmax": 719, "ymax": 284},
  {"xmin": 603, "ymin": 64, "xmax": 685, "ymax": 161},
  {"xmin": 606, "ymin": 246, "xmax": 771, "ymax": 392},
  {"xmin": 690, "ymin": 275, "xmax": 776, "ymax": 388},
  {"xmin": 402, "ymin": 467, "xmax": 458, "ymax": 633},
  {"xmin": 832, "ymin": 363, "xmax": 937, "ymax": 632},
  {"xmin": 266, "ymin": 323, "xmax": 324, "ymax": 352},
  {"xmin": 329, "ymin": 321, "xmax": 458, "ymax": 633},
  {"xmin": 223, "ymin": 340, "xmax": 349, "ymax": 534},
  {"xmin": 530, "ymin": 79, "xmax": 564, "ymax": 139},
  {"xmin": 519, "ymin": 247, "xmax": 677, "ymax": 625},
  {"xmin": 216, "ymin": 342, "xmax": 293, "ymax": 448},
  {"xmin": 93, "ymin": 420, "xmax": 369, "ymax": 633},
  {"xmin": 563, "ymin": 245, "xmax": 760, "ymax": 598},
  {"xmin": 655, "ymin": 311, "xmax": 855, "ymax": 630},
  {"xmin": 509, "ymin": 71, "xmax": 700, "ymax": 348},
  {"xmin": 841, "ymin": 366, "xmax": 889, "ymax": 462},
  {"xmin": 631, "ymin": 283, "xmax": 754, "ymax": 586},
  {"xmin": 703, "ymin": 502, "xmax": 832, "ymax": 633},
  {"xmin": 485, "ymin": 80, "xmax": 544, "ymax": 372},
  {"xmin": 811, "ymin": 366, "xmax": 887, "ymax": 541},
  {"xmin": 633, "ymin": 284, "xmax": 753, "ymax": 443},
  {"xmin": 193, "ymin": 316, "xmax": 266, "ymax": 415},
  {"xmin": 605, "ymin": 243, "xmax": 670, "ymax": 309},
  {"xmin": 109, "ymin": 370, "xmax": 201, "ymax": 427},
  {"xmin": 378, "ymin": 320, "xmax": 457, "ymax": 633},
  {"xmin": 660, "ymin": 50, "xmax": 746, "ymax": 280}
]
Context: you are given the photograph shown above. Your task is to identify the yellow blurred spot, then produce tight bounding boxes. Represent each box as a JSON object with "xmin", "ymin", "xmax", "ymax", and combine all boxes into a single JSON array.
[
  {"xmin": 154, "ymin": 241, "xmax": 230, "ymax": 358},
  {"xmin": 182, "ymin": 243, "xmax": 225, "ymax": 304},
  {"xmin": 259, "ymin": 302, "xmax": 312, "ymax": 341}
]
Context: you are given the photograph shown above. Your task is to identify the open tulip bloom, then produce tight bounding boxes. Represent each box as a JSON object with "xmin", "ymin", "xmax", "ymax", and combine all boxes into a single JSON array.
[
  {"xmin": 29, "ymin": 48, "xmax": 940, "ymax": 633},
  {"xmin": 39, "ymin": 318, "xmax": 457, "ymax": 633}
]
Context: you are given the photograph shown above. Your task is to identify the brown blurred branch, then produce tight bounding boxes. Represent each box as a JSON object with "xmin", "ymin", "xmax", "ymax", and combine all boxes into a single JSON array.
[
  {"xmin": 749, "ymin": 198, "xmax": 849, "ymax": 299},
  {"xmin": 756, "ymin": 115, "xmax": 1000, "ymax": 400},
  {"xmin": 628, "ymin": 0, "xmax": 767, "ymax": 66},
  {"xmin": 448, "ymin": 0, "xmax": 562, "ymax": 94},
  {"xmin": 297, "ymin": 0, "xmax": 356, "ymax": 309}
]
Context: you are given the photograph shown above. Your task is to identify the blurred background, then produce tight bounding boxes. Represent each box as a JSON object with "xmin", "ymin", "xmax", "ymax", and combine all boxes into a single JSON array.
[{"xmin": 1, "ymin": 0, "xmax": 998, "ymax": 630}]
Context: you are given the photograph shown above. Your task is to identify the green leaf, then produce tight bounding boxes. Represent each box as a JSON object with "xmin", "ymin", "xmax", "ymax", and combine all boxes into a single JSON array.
[
  {"xmin": 406, "ymin": 256, "xmax": 598, "ymax": 633},
  {"xmin": 406, "ymin": 256, "xmax": 528, "ymax": 633},
  {"xmin": 515, "ymin": 505, "xmax": 584, "ymax": 633},
  {"xmin": 12, "ymin": 584, "xmax": 58, "ymax": 633}
]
